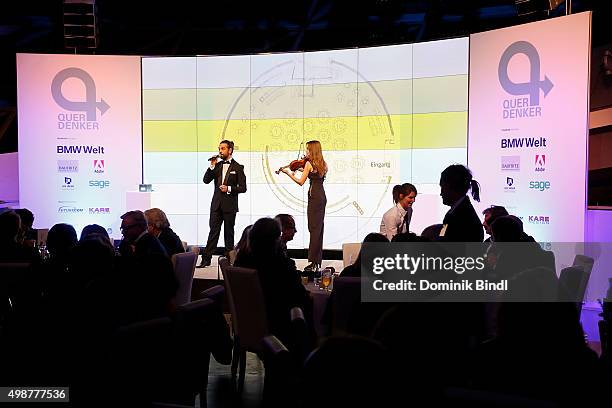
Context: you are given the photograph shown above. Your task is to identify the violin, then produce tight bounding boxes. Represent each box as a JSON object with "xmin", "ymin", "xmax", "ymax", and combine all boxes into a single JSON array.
[{"xmin": 275, "ymin": 156, "xmax": 309, "ymax": 174}]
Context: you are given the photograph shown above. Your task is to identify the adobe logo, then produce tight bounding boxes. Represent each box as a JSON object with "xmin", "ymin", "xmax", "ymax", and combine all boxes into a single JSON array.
[{"xmin": 94, "ymin": 159, "xmax": 105, "ymax": 174}]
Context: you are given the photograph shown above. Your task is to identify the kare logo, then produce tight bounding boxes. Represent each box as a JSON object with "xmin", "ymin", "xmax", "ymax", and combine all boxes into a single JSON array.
[
  {"xmin": 89, "ymin": 180, "xmax": 110, "ymax": 189},
  {"xmin": 58, "ymin": 206, "xmax": 83, "ymax": 214},
  {"xmin": 499, "ymin": 41, "xmax": 553, "ymax": 119},
  {"xmin": 503, "ymin": 177, "xmax": 516, "ymax": 193},
  {"xmin": 51, "ymin": 67, "xmax": 109, "ymax": 130},
  {"xmin": 57, "ymin": 160, "xmax": 79, "ymax": 173},
  {"xmin": 529, "ymin": 180, "xmax": 551, "ymax": 191},
  {"xmin": 61, "ymin": 176, "xmax": 75, "ymax": 191},
  {"xmin": 57, "ymin": 145, "xmax": 105, "ymax": 154},
  {"xmin": 94, "ymin": 159, "xmax": 105, "ymax": 174},
  {"xmin": 501, "ymin": 156, "xmax": 520, "ymax": 171},
  {"xmin": 89, "ymin": 207, "xmax": 111, "ymax": 215},
  {"xmin": 501, "ymin": 137, "xmax": 547, "ymax": 149},
  {"xmin": 528, "ymin": 215, "xmax": 550, "ymax": 225},
  {"xmin": 535, "ymin": 154, "xmax": 546, "ymax": 172}
]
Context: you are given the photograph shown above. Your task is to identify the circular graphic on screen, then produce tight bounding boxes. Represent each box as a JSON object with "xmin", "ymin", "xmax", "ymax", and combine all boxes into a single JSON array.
[{"xmin": 221, "ymin": 54, "xmax": 400, "ymax": 245}]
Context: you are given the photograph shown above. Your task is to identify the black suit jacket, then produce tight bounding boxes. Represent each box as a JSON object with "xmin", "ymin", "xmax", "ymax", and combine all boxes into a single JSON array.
[
  {"xmin": 158, "ymin": 227, "xmax": 185, "ymax": 257},
  {"xmin": 119, "ymin": 232, "xmax": 168, "ymax": 258},
  {"xmin": 203, "ymin": 159, "xmax": 247, "ymax": 213},
  {"xmin": 441, "ymin": 196, "xmax": 484, "ymax": 242}
]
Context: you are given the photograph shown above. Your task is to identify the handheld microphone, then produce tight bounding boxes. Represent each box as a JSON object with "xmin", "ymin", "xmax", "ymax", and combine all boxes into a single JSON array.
[{"xmin": 208, "ymin": 155, "xmax": 220, "ymax": 161}]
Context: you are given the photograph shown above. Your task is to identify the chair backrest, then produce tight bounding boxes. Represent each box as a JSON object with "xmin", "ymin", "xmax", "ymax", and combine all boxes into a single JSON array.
[
  {"xmin": 573, "ymin": 254, "xmax": 595, "ymax": 274},
  {"xmin": 217, "ymin": 256, "xmax": 232, "ymax": 300},
  {"xmin": 559, "ymin": 266, "xmax": 591, "ymax": 305},
  {"xmin": 185, "ymin": 245, "xmax": 200, "ymax": 255},
  {"xmin": 541, "ymin": 250, "xmax": 556, "ymax": 275},
  {"xmin": 187, "ymin": 287, "xmax": 233, "ymax": 366},
  {"xmin": 110, "ymin": 316, "xmax": 176, "ymax": 402},
  {"xmin": 331, "ymin": 277, "xmax": 362, "ymax": 336},
  {"xmin": 171, "ymin": 251, "xmax": 197, "ymax": 306},
  {"xmin": 342, "ymin": 243, "xmax": 361, "ymax": 268},
  {"xmin": 175, "ymin": 298, "xmax": 215, "ymax": 323},
  {"xmin": 174, "ymin": 299, "xmax": 216, "ymax": 345},
  {"xmin": 217, "ymin": 256, "xmax": 234, "ymax": 317},
  {"xmin": 218, "ymin": 256, "xmax": 231, "ymax": 276},
  {"xmin": 174, "ymin": 297, "xmax": 219, "ymax": 369},
  {"xmin": 227, "ymin": 249, "xmax": 237, "ymax": 265},
  {"xmin": 200, "ymin": 285, "xmax": 225, "ymax": 306},
  {"xmin": 222, "ymin": 265, "xmax": 269, "ymax": 351}
]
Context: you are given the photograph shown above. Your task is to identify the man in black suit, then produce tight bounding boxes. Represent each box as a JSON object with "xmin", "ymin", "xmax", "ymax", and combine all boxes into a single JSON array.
[
  {"xmin": 439, "ymin": 164, "xmax": 484, "ymax": 242},
  {"xmin": 198, "ymin": 140, "xmax": 247, "ymax": 267},
  {"xmin": 119, "ymin": 210, "xmax": 168, "ymax": 258}
]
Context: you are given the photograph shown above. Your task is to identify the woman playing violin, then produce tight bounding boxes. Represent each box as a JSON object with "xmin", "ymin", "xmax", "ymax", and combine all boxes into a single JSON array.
[{"xmin": 279, "ymin": 140, "xmax": 328, "ymax": 272}]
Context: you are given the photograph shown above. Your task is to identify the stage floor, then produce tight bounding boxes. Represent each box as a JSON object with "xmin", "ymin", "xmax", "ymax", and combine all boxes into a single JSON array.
[{"xmin": 194, "ymin": 255, "xmax": 345, "ymax": 280}]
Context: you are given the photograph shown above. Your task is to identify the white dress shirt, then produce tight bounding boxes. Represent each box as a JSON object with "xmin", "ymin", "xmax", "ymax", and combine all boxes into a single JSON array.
[
  {"xmin": 210, "ymin": 157, "xmax": 232, "ymax": 193},
  {"xmin": 380, "ymin": 203, "xmax": 412, "ymax": 240}
]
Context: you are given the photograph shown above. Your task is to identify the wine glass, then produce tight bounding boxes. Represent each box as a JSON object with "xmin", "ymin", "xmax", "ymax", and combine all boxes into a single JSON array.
[{"xmin": 321, "ymin": 268, "xmax": 332, "ymax": 291}]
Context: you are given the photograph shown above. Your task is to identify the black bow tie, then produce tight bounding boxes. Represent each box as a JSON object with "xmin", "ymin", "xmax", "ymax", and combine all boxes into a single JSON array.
[{"xmin": 221, "ymin": 160, "xmax": 230, "ymax": 165}]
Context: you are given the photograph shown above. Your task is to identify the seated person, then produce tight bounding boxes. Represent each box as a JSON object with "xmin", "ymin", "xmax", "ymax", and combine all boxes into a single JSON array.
[
  {"xmin": 47, "ymin": 223, "xmax": 78, "ymax": 264},
  {"xmin": 391, "ymin": 232, "xmax": 418, "ymax": 242},
  {"xmin": 340, "ymin": 233, "xmax": 389, "ymax": 278},
  {"xmin": 274, "ymin": 213, "xmax": 297, "ymax": 255},
  {"xmin": 482, "ymin": 205, "xmax": 509, "ymax": 242},
  {"xmin": 15, "ymin": 208, "xmax": 37, "ymax": 247},
  {"xmin": 119, "ymin": 210, "xmax": 167, "ymax": 258},
  {"xmin": 380, "ymin": 183, "xmax": 417, "ymax": 241},
  {"xmin": 234, "ymin": 217, "xmax": 308, "ymax": 346},
  {"xmin": 490, "ymin": 215, "xmax": 553, "ymax": 280},
  {"xmin": 325, "ymin": 233, "xmax": 391, "ymax": 336},
  {"xmin": 420, "ymin": 224, "xmax": 443, "ymax": 241},
  {"xmin": 80, "ymin": 224, "xmax": 115, "ymax": 252},
  {"xmin": 0, "ymin": 210, "xmax": 40, "ymax": 262},
  {"xmin": 144, "ymin": 208, "xmax": 185, "ymax": 257},
  {"xmin": 232, "ymin": 224, "xmax": 252, "ymax": 263}
]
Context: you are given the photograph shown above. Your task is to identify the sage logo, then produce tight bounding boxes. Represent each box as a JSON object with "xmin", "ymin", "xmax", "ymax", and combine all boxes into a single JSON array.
[
  {"xmin": 51, "ymin": 67, "xmax": 109, "ymax": 129},
  {"xmin": 94, "ymin": 159, "xmax": 105, "ymax": 174},
  {"xmin": 535, "ymin": 154, "xmax": 546, "ymax": 172},
  {"xmin": 89, "ymin": 180, "xmax": 110, "ymax": 189},
  {"xmin": 529, "ymin": 180, "xmax": 550, "ymax": 191},
  {"xmin": 57, "ymin": 160, "xmax": 79, "ymax": 173},
  {"xmin": 499, "ymin": 41, "xmax": 553, "ymax": 119},
  {"xmin": 501, "ymin": 156, "xmax": 520, "ymax": 171}
]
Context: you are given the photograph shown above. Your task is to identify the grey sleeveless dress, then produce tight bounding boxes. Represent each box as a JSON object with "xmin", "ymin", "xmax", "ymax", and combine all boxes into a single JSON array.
[{"xmin": 307, "ymin": 169, "xmax": 326, "ymax": 264}]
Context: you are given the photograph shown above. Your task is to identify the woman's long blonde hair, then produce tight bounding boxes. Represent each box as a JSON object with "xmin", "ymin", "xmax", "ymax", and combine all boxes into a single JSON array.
[{"xmin": 306, "ymin": 140, "xmax": 328, "ymax": 176}]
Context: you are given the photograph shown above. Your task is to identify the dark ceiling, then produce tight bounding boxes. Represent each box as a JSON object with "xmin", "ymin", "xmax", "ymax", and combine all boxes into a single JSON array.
[{"xmin": 1, "ymin": 0, "xmax": 611, "ymax": 151}]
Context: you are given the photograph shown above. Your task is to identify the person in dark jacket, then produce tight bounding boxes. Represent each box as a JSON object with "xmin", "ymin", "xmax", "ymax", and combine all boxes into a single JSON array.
[
  {"xmin": 234, "ymin": 217, "xmax": 308, "ymax": 346},
  {"xmin": 198, "ymin": 140, "xmax": 247, "ymax": 267},
  {"xmin": 119, "ymin": 210, "xmax": 167, "ymax": 258},
  {"xmin": 439, "ymin": 164, "xmax": 484, "ymax": 242},
  {"xmin": 144, "ymin": 208, "xmax": 185, "ymax": 257}
]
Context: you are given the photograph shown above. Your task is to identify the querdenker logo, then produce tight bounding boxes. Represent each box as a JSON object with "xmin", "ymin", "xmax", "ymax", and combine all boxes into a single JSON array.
[
  {"xmin": 51, "ymin": 67, "xmax": 109, "ymax": 130},
  {"xmin": 499, "ymin": 41, "xmax": 553, "ymax": 119}
]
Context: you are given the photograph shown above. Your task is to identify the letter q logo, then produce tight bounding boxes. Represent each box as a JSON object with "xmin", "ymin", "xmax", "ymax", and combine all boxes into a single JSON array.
[
  {"xmin": 498, "ymin": 41, "xmax": 553, "ymax": 106},
  {"xmin": 51, "ymin": 67, "xmax": 110, "ymax": 121}
]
